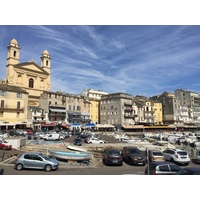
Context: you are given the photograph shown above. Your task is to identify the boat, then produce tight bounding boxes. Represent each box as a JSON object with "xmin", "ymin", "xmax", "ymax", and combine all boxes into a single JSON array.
[
  {"xmin": 66, "ymin": 144, "xmax": 88, "ymax": 152},
  {"xmin": 48, "ymin": 149, "xmax": 93, "ymax": 161}
]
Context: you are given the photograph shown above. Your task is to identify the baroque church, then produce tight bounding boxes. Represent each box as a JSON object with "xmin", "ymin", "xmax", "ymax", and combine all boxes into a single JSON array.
[{"xmin": 4, "ymin": 38, "xmax": 51, "ymax": 106}]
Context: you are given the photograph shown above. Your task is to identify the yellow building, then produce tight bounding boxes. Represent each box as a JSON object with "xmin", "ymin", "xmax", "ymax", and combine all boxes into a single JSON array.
[
  {"xmin": 4, "ymin": 38, "xmax": 51, "ymax": 107},
  {"xmin": 151, "ymin": 100, "xmax": 163, "ymax": 125},
  {"xmin": 89, "ymin": 99, "xmax": 99, "ymax": 124},
  {"xmin": 0, "ymin": 83, "xmax": 29, "ymax": 130}
]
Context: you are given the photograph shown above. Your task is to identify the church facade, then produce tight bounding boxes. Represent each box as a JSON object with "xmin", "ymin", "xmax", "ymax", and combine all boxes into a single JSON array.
[{"xmin": 4, "ymin": 38, "xmax": 51, "ymax": 107}]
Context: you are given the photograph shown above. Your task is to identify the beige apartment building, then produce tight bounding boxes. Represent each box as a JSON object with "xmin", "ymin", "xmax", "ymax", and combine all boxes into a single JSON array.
[
  {"xmin": 0, "ymin": 83, "xmax": 29, "ymax": 130},
  {"xmin": 39, "ymin": 91, "xmax": 91, "ymax": 128},
  {"xmin": 3, "ymin": 38, "xmax": 51, "ymax": 107},
  {"xmin": 99, "ymin": 92, "xmax": 134, "ymax": 128},
  {"xmin": 82, "ymin": 88, "xmax": 109, "ymax": 124}
]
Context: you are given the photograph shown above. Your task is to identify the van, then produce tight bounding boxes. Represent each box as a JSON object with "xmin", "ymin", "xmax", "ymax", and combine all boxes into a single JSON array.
[{"xmin": 43, "ymin": 133, "xmax": 64, "ymax": 141}]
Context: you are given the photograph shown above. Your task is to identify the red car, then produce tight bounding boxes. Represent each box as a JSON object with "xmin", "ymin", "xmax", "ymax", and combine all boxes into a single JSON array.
[
  {"xmin": 26, "ymin": 129, "xmax": 34, "ymax": 135},
  {"xmin": 0, "ymin": 139, "xmax": 12, "ymax": 150}
]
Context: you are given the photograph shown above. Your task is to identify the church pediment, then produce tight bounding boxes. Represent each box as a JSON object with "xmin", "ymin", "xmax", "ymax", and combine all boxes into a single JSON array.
[{"xmin": 14, "ymin": 62, "xmax": 49, "ymax": 75}]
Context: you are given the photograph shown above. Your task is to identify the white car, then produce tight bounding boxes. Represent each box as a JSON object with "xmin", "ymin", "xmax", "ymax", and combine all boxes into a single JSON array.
[
  {"xmin": 43, "ymin": 133, "xmax": 64, "ymax": 141},
  {"xmin": 87, "ymin": 138, "xmax": 105, "ymax": 144},
  {"xmin": 163, "ymin": 148, "xmax": 190, "ymax": 165}
]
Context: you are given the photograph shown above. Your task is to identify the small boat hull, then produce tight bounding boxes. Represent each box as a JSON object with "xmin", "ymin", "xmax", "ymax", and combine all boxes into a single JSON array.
[
  {"xmin": 67, "ymin": 144, "xmax": 88, "ymax": 152},
  {"xmin": 48, "ymin": 149, "xmax": 93, "ymax": 161}
]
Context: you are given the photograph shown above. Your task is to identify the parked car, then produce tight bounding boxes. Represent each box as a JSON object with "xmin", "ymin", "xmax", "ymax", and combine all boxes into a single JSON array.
[
  {"xmin": 8, "ymin": 130, "xmax": 19, "ymax": 137},
  {"xmin": 86, "ymin": 138, "xmax": 105, "ymax": 144},
  {"xmin": 175, "ymin": 167, "xmax": 200, "ymax": 175},
  {"xmin": 122, "ymin": 146, "xmax": 147, "ymax": 165},
  {"xmin": 27, "ymin": 134, "xmax": 38, "ymax": 140},
  {"xmin": 0, "ymin": 139, "xmax": 12, "ymax": 150},
  {"xmin": 74, "ymin": 138, "xmax": 82, "ymax": 146},
  {"xmin": 146, "ymin": 149, "xmax": 165, "ymax": 162},
  {"xmin": 163, "ymin": 148, "xmax": 190, "ymax": 165},
  {"xmin": 144, "ymin": 161, "xmax": 181, "ymax": 175},
  {"xmin": 43, "ymin": 133, "xmax": 64, "ymax": 141},
  {"xmin": 14, "ymin": 152, "xmax": 59, "ymax": 172},
  {"xmin": 196, "ymin": 149, "xmax": 200, "ymax": 164},
  {"xmin": 0, "ymin": 168, "xmax": 4, "ymax": 175},
  {"xmin": 0, "ymin": 131, "xmax": 7, "ymax": 138},
  {"xmin": 103, "ymin": 148, "xmax": 123, "ymax": 166},
  {"xmin": 26, "ymin": 129, "xmax": 34, "ymax": 135}
]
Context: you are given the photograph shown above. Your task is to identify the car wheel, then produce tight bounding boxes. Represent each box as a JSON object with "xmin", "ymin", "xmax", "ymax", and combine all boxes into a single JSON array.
[
  {"xmin": 16, "ymin": 163, "xmax": 23, "ymax": 171},
  {"xmin": 170, "ymin": 158, "xmax": 174, "ymax": 163},
  {"xmin": 128, "ymin": 157, "xmax": 132, "ymax": 165},
  {"xmin": 2, "ymin": 146, "xmax": 6, "ymax": 150},
  {"xmin": 44, "ymin": 164, "xmax": 52, "ymax": 172}
]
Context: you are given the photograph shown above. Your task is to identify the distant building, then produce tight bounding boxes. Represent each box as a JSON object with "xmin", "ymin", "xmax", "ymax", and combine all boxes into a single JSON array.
[
  {"xmin": 99, "ymin": 92, "xmax": 134, "ymax": 128},
  {"xmin": 151, "ymin": 92, "xmax": 181, "ymax": 125},
  {"xmin": 174, "ymin": 88, "xmax": 200, "ymax": 123},
  {"xmin": 82, "ymin": 88, "xmax": 109, "ymax": 125},
  {"xmin": 0, "ymin": 83, "xmax": 28, "ymax": 130}
]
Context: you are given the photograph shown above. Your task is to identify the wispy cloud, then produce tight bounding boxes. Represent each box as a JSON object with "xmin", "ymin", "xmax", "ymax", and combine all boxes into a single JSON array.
[{"xmin": 1, "ymin": 25, "xmax": 200, "ymax": 97}]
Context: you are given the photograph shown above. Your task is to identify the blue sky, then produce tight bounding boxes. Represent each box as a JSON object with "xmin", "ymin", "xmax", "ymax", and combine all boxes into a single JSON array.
[{"xmin": 1, "ymin": 25, "xmax": 200, "ymax": 98}]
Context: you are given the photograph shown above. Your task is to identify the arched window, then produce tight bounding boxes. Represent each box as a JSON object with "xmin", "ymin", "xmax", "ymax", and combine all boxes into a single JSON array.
[
  {"xmin": 29, "ymin": 78, "xmax": 34, "ymax": 88},
  {"xmin": 46, "ymin": 60, "xmax": 48, "ymax": 66},
  {"xmin": 13, "ymin": 51, "xmax": 16, "ymax": 57}
]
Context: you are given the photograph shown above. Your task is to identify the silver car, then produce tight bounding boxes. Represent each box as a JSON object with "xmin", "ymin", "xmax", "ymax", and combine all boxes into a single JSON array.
[{"xmin": 14, "ymin": 152, "xmax": 59, "ymax": 172}]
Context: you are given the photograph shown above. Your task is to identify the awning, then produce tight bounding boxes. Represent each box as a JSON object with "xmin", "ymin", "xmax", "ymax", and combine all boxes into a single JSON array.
[
  {"xmin": 70, "ymin": 123, "xmax": 81, "ymax": 127},
  {"xmin": 96, "ymin": 124, "xmax": 115, "ymax": 128},
  {"xmin": 122, "ymin": 125, "xmax": 144, "ymax": 129},
  {"xmin": 84, "ymin": 123, "xmax": 96, "ymax": 127},
  {"xmin": 61, "ymin": 124, "xmax": 69, "ymax": 128},
  {"xmin": 41, "ymin": 123, "xmax": 55, "ymax": 127},
  {"xmin": 144, "ymin": 126, "xmax": 170, "ymax": 129},
  {"xmin": 49, "ymin": 108, "xmax": 66, "ymax": 113}
]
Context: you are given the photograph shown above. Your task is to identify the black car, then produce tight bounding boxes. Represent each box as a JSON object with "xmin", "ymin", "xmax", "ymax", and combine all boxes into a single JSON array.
[
  {"xmin": 103, "ymin": 148, "xmax": 123, "ymax": 166},
  {"xmin": 175, "ymin": 167, "xmax": 200, "ymax": 175},
  {"xmin": 74, "ymin": 138, "xmax": 82, "ymax": 146},
  {"xmin": 8, "ymin": 130, "xmax": 19, "ymax": 137},
  {"xmin": 0, "ymin": 168, "xmax": 4, "ymax": 175},
  {"xmin": 122, "ymin": 146, "xmax": 147, "ymax": 166},
  {"xmin": 145, "ymin": 161, "xmax": 181, "ymax": 175}
]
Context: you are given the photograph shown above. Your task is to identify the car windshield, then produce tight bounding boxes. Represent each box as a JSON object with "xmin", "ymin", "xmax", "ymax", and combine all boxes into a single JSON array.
[
  {"xmin": 169, "ymin": 164, "xmax": 181, "ymax": 171},
  {"xmin": 152, "ymin": 151, "xmax": 163, "ymax": 156},
  {"xmin": 130, "ymin": 149, "xmax": 141, "ymax": 154},
  {"xmin": 109, "ymin": 150, "xmax": 120, "ymax": 156}
]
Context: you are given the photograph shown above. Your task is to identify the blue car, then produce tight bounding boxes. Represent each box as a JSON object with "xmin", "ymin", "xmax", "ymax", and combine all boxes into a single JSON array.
[
  {"xmin": 14, "ymin": 152, "xmax": 59, "ymax": 172},
  {"xmin": 74, "ymin": 138, "xmax": 82, "ymax": 146}
]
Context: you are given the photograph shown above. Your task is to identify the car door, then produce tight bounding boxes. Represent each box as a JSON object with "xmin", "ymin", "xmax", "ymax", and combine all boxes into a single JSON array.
[
  {"xmin": 23, "ymin": 154, "xmax": 34, "ymax": 168},
  {"xmin": 157, "ymin": 164, "xmax": 171, "ymax": 175},
  {"xmin": 31, "ymin": 154, "xmax": 45, "ymax": 169}
]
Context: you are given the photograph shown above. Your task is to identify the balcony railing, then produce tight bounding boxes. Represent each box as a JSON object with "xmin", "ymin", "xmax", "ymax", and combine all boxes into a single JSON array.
[
  {"xmin": 49, "ymin": 113, "xmax": 66, "ymax": 117},
  {"xmin": 124, "ymin": 115, "xmax": 133, "ymax": 118},
  {"xmin": 0, "ymin": 107, "xmax": 24, "ymax": 112}
]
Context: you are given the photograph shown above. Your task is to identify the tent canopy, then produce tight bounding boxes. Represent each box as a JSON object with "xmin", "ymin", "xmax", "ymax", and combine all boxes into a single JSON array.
[{"xmin": 84, "ymin": 123, "xmax": 96, "ymax": 127}]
